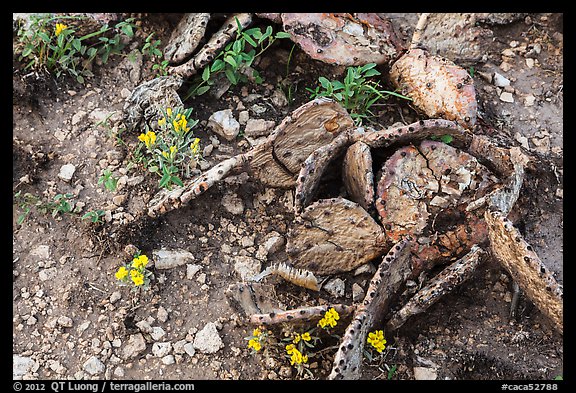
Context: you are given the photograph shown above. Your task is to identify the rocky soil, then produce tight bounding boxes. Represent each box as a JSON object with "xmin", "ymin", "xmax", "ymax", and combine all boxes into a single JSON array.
[{"xmin": 13, "ymin": 13, "xmax": 563, "ymax": 381}]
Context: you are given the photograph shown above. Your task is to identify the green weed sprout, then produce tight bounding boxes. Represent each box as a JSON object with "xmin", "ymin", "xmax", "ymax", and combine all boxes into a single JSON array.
[
  {"xmin": 307, "ymin": 63, "xmax": 411, "ymax": 125},
  {"xmin": 186, "ymin": 18, "xmax": 290, "ymax": 99}
]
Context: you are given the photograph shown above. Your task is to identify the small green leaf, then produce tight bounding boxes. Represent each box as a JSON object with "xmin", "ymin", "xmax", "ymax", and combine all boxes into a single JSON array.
[
  {"xmin": 195, "ymin": 85, "xmax": 211, "ymax": 96},
  {"xmin": 440, "ymin": 134, "xmax": 454, "ymax": 144},
  {"xmin": 211, "ymin": 59, "xmax": 225, "ymax": 72},
  {"xmin": 202, "ymin": 66, "xmax": 210, "ymax": 82},
  {"xmin": 224, "ymin": 68, "xmax": 237, "ymax": 85},
  {"xmin": 224, "ymin": 55, "xmax": 237, "ymax": 68},
  {"xmin": 171, "ymin": 176, "xmax": 183, "ymax": 187},
  {"xmin": 275, "ymin": 31, "xmax": 291, "ymax": 39},
  {"xmin": 242, "ymin": 32, "xmax": 257, "ymax": 47},
  {"xmin": 72, "ymin": 38, "xmax": 82, "ymax": 51},
  {"xmin": 318, "ymin": 76, "xmax": 331, "ymax": 89},
  {"xmin": 363, "ymin": 69, "xmax": 381, "ymax": 77}
]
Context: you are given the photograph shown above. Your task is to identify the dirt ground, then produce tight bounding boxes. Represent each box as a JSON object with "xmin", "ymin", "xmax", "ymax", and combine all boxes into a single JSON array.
[{"xmin": 12, "ymin": 13, "xmax": 563, "ymax": 381}]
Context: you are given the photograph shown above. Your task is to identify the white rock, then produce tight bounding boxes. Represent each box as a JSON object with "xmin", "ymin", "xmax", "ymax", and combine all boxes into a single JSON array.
[
  {"xmin": 152, "ymin": 249, "xmax": 195, "ymax": 270},
  {"xmin": 121, "ymin": 333, "xmax": 147, "ymax": 360},
  {"xmin": 525, "ymin": 58, "xmax": 535, "ymax": 68},
  {"xmin": 136, "ymin": 320, "xmax": 153, "ymax": 334},
  {"xmin": 13, "ymin": 355, "xmax": 36, "ymax": 379},
  {"xmin": 524, "ymin": 94, "xmax": 536, "ymax": 107},
  {"xmin": 30, "ymin": 244, "xmax": 50, "ymax": 259},
  {"xmin": 193, "ymin": 322, "xmax": 224, "ymax": 354},
  {"xmin": 150, "ymin": 326, "xmax": 166, "ymax": 341},
  {"xmin": 222, "ymin": 192, "xmax": 244, "ymax": 215},
  {"xmin": 208, "ymin": 109, "xmax": 240, "ymax": 141},
  {"xmin": 113, "ymin": 367, "xmax": 125, "ymax": 377},
  {"xmin": 243, "ymin": 118, "xmax": 276, "ymax": 137},
  {"xmin": 183, "ymin": 342, "xmax": 196, "ymax": 357},
  {"xmin": 173, "ymin": 339, "xmax": 188, "ymax": 355},
  {"xmin": 186, "ymin": 264, "xmax": 202, "ymax": 280},
  {"xmin": 71, "ymin": 110, "xmax": 88, "ymax": 126},
  {"xmin": 234, "ymin": 256, "xmax": 261, "ymax": 280},
  {"xmin": 238, "ymin": 110, "xmax": 250, "ymax": 125},
  {"xmin": 161, "ymin": 355, "xmax": 175, "ymax": 365},
  {"xmin": 353, "ymin": 263, "xmax": 376, "ymax": 276},
  {"xmin": 58, "ymin": 164, "xmax": 76, "ymax": 182},
  {"xmin": 493, "ymin": 72, "xmax": 510, "ymax": 87},
  {"xmin": 152, "ymin": 342, "xmax": 172, "ymax": 358},
  {"xmin": 323, "ymin": 278, "xmax": 345, "ymax": 298},
  {"xmin": 109, "ymin": 291, "xmax": 122, "ymax": 304},
  {"xmin": 157, "ymin": 306, "xmax": 169, "ymax": 323},
  {"xmin": 57, "ymin": 316, "xmax": 73, "ymax": 328},
  {"xmin": 39, "ymin": 267, "xmax": 57, "ymax": 281},
  {"xmin": 413, "ymin": 366, "xmax": 438, "ymax": 380},
  {"xmin": 499, "ymin": 91, "xmax": 514, "ymax": 103},
  {"xmin": 83, "ymin": 356, "xmax": 105, "ymax": 375},
  {"xmin": 262, "ymin": 233, "xmax": 285, "ymax": 255},
  {"xmin": 352, "ymin": 283, "xmax": 364, "ymax": 302}
]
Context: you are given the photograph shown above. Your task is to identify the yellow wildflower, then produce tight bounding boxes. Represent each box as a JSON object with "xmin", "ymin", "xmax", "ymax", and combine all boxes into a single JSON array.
[
  {"xmin": 173, "ymin": 118, "xmax": 181, "ymax": 133},
  {"xmin": 138, "ymin": 131, "xmax": 156, "ymax": 149},
  {"xmin": 248, "ymin": 338, "xmax": 262, "ymax": 352},
  {"xmin": 132, "ymin": 254, "xmax": 149, "ymax": 269},
  {"xmin": 285, "ymin": 343, "xmax": 296, "ymax": 355},
  {"xmin": 318, "ymin": 307, "xmax": 340, "ymax": 329},
  {"xmin": 115, "ymin": 266, "xmax": 128, "ymax": 280},
  {"xmin": 170, "ymin": 145, "xmax": 177, "ymax": 155},
  {"xmin": 367, "ymin": 330, "xmax": 387, "ymax": 353},
  {"xmin": 162, "ymin": 150, "xmax": 169, "ymax": 159},
  {"xmin": 293, "ymin": 334, "xmax": 301, "ymax": 344},
  {"xmin": 130, "ymin": 270, "xmax": 144, "ymax": 286},
  {"xmin": 55, "ymin": 23, "xmax": 67, "ymax": 36},
  {"xmin": 301, "ymin": 332, "xmax": 311, "ymax": 341},
  {"xmin": 166, "ymin": 107, "xmax": 172, "ymax": 117},
  {"xmin": 158, "ymin": 117, "xmax": 166, "ymax": 127},
  {"xmin": 289, "ymin": 347, "xmax": 308, "ymax": 365},
  {"xmin": 190, "ymin": 138, "xmax": 200, "ymax": 155},
  {"xmin": 253, "ymin": 328, "xmax": 262, "ymax": 337}
]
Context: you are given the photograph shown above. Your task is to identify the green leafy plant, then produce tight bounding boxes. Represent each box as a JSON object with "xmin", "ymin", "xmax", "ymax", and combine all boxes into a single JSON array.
[
  {"xmin": 430, "ymin": 134, "xmax": 454, "ymax": 144},
  {"xmin": 82, "ymin": 209, "xmax": 106, "ymax": 224},
  {"xmin": 14, "ymin": 191, "xmax": 74, "ymax": 223},
  {"xmin": 139, "ymin": 32, "xmax": 169, "ymax": 76},
  {"xmin": 15, "ymin": 14, "xmax": 136, "ymax": 84},
  {"xmin": 387, "ymin": 364, "xmax": 398, "ymax": 380},
  {"xmin": 136, "ymin": 106, "xmax": 202, "ymax": 190},
  {"xmin": 185, "ymin": 18, "xmax": 290, "ymax": 99},
  {"xmin": 98, "ymin": 169, "xmax": 118, "ymax": 192},
  {"xmin": 307, "ymin": 63, "xmax": 412, "ymax": 125}
]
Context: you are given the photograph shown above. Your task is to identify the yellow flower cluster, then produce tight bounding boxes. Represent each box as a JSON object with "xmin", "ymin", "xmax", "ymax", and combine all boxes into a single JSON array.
[
  {"xmin": 138, "ymin": 130, "xmax": 156, "ymax": 149},
  {"xmin": 247, "ymin": 328, "xmax": 264, "ymax": 352},
  {"xmin": 55, "ymin": 23, "xmax": 67, "ymax": 37},
  {"xmin": 130, "ymin": 269, "xmax": 144, "ymax": 286},
  {"xmin": 190, "ymin": 138, "xmax": 200, "ymax": 156},
  {"xmin": 162, "ymin": 145, "xmax": 177, "ymax": 160},
  {"xmin": 132, "ymin": 254, "xmax": 149, "ymax": 269},
  {"xmin": 115, "ymin": 266, "xmax": 128, "ymax": 280},
  {"xmin": 292, "ymin": 332, "xmax": 311, "ymax": 344},
  {"xmin": 318, "ymin": 307, "xmax": 340, "ymax": 329},
  {"xmin": 172, "ymin": 113, "xmax": 190, "ymax": 133},
  {"xmin": 367, "ymin": 330, "xmax": 387, "ymax": 353},
  {"xmin": 286, "ymin": 344, "xmax": 308, "ymax": 365},
  {"xmin": 115, "ymin": 253, "xmax": 151, "ymax": 288}
]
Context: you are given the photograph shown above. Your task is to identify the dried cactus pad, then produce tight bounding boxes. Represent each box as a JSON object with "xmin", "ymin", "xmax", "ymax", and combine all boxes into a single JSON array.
[
  {"xmin": 390, "ymin": 48, "xmax": 477, "ymax": 127},
  {"xmin": 164, "ymin": 13, "xmax": 210, "ymax": 64},
  {"xmin": 376, "ymin": 140, "xmax": 497, "ymax": 243},
  {"xmin": 282, "ymin": 13, "xmax": 403, "ymax": 66},
  {"xmin": 329, "ymin": 238, "xmax": 412, "ymax": 380},
  {"xmin": 342, "ymin": 141, "xmax": 374, "ymax": 212},
  {"xmin": 485, "ymin": 210, "xmax": 563, "ymax": 334},
  {"xmin": 250, "ymin": 97, "xmax": 353, "ymax": 187},
  {"xmin": 286, "ymin": 197, "xmax": 387, "ymax": 275}
]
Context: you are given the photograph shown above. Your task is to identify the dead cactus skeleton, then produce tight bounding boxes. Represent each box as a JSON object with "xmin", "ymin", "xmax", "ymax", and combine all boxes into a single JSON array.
[{"xmin": 120, "ymin": 12, "xmax": 562, "ymax": 379}]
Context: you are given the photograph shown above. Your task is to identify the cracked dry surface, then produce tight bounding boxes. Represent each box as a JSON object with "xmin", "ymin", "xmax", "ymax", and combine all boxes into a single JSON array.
[{"xmin": 376, "ymin": 141, "xmax": 497, "ymax": 243}]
